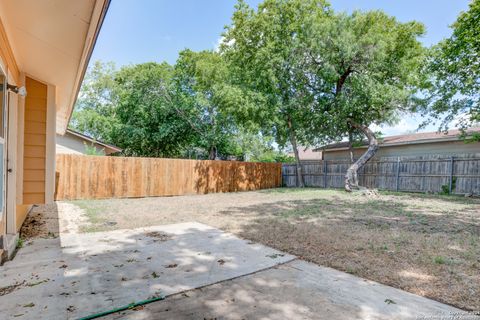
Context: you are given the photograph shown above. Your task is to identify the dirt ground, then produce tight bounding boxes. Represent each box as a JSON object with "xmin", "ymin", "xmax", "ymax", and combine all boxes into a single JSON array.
[{"xmin": 40, "ymin": 189, "xmax": 480, "ymax": 311}]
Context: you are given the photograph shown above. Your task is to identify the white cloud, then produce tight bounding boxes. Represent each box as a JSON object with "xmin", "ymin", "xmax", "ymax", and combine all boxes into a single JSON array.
[
  {"xmin": 213, "ymin": 36, "xmax": 234, "ymax": 52},
  {"xmin": 370, "ymin": 114, "xmax": 439, "ymax": 136}
]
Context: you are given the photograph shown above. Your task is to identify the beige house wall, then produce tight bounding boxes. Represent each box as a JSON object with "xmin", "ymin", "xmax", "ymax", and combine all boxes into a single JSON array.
[
  {"xmin": 23, "ymin": 77, "xmax": 47, "ymax": 205},
  {"xmin": 56, "ymin": 132, "xmax": 107, "ymax": 155},
  {"xmin": 323, "ymin": 140, "xmax": 480, "ymax": 161}
]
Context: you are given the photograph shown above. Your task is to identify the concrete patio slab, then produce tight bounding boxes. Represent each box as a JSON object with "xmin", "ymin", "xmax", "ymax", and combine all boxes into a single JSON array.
[
  {"xmin": 105, "ymin": 259, "xmax": 471, "ymax": 320},
  {"xmin": 0, "ymin": 222, "xmax": 294, "ymax": 320}
]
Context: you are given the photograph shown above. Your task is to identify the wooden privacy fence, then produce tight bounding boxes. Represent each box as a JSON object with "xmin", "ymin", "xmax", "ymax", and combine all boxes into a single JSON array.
[
  {"xmin": 55, "ymin": 154, "xmax": 282, "ymax": 200},
  {"xmin": 282, "ymin": 157, "xmax": 480, "ymax": 194}
]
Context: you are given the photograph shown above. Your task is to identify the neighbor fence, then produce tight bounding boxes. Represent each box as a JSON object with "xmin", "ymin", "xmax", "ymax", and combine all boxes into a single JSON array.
[
  {"xmin": 282, "ymin": 157, "xmax": 480, "ymax": 194},
  {"xmin": 55, "ymin": 154, "xmax": 282, "ymax": 200}
]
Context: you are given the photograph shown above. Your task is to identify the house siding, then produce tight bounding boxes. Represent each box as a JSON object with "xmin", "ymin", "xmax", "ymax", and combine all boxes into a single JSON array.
[
  {"xmin": 323, "ymin": 140, "xmax": 480, "ymax": 160},
  {"xmin": 56, "ymin": 132, "xmax": 106, "ymax": 155},
  {"xmin": 23, "ymin": 77, "xmax": 47, "ymax": 204}
]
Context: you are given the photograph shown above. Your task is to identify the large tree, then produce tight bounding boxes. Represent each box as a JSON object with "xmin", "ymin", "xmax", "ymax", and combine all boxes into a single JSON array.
[
  {"xmin": 71, "ymin": 59, "xmax": 267, "ymax": 159},
  {"xmin": 69, "ymin": 61, "xmax": 118, "ymax": 141},
  {"xmin": 424, "ymin": 0, "xmax": 480, "ymax": 137},
  {"xmin": 174, "ymin": 50, "xmax": 240, "ymax": 159},
  {"xmin": 302, "ymin": 10, "xmax": 427, "ymax": 191},
  {"xmin": 221, "ymin": 0, "xmax": 331, "ymax": 187},
  {"xmin": 111, "ymin": 62, "xmax": 196, "ymax": 157}
]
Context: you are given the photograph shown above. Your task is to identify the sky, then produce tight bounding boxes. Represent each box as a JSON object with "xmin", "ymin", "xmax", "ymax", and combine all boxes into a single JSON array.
[{"xmin": 89, "ymin": 0, "xmax": 472, "ymax": 136}]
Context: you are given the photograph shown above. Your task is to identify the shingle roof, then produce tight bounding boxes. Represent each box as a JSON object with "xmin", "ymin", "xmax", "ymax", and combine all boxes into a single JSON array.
[{"xmin": 316, "ymin": 127, "xmax": 480, "ymax": 151}]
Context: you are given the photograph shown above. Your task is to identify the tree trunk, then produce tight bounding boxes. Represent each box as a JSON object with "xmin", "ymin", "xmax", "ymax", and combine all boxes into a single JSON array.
[
  {"xmin": 345, "ymin": 122, "xmax": 378, "ymax": 192},
  {"xmin": 348, "ymin": 130, "xmax": 355, "ymax": 164},
  {"xmin": 347, "ymin": 131, "xmax": 357, "ymax": 187},
  {"xmin": 287, "ymin": 116, "xmax": 305, "ymax": 188},
  {"xmin": 208, "ymin": 146, "xmax": 217, "ymax": 160}
]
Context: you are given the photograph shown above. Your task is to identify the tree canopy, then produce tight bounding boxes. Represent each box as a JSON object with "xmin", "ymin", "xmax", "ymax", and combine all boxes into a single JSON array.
[
  {"xmin": 70, "ymin": 59, "xmax": 285, "ymax": 160},
  {"xmin": 70, "ymin": 61, "xmax": 118, "ymax": 142},
  {"xmin": 221, "ymin": 0, "xmax": 427, "ymax": 189},
  {"xmin": 424, "ymin": 0, "xmax": 480, "ymax": 136},
  {"xmin": 174, "ymin": 49, "xmax": 240, "ymax": 159},
  {"xmin": 221, "ymin": 0, "xmax": 331, "ymax": 186}
]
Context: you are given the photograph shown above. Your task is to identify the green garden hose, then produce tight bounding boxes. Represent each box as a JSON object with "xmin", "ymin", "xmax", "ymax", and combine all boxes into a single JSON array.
[{"xmin": 77, "ymin": 295, "xmax": 165, "ymax": 320}]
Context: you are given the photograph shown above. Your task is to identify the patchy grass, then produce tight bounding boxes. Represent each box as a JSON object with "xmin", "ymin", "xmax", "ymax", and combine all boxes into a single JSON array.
[
  {"xmin": 16, "ymin": 238, "xmax": 25, "ymax": 249},
  {"xmin": 70, "ymin": 200, "xmax": 108, "ymax": 232},
  {"xmin": 66, "ymin": 188, "xmax": 480, "ymax": 310}
]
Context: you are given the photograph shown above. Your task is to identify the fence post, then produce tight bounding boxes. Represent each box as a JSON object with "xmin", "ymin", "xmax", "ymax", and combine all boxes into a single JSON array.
[
  {"xmin": 395, "ymin": 157, "xmax": 400, "ymax": 192},
  {"xmin": 449, "ymin": 156, "xmax": 454, "ymax": 193},
  {"xmin": 323, "ymin": 160, "xmax": 327, "ymax": 188}
]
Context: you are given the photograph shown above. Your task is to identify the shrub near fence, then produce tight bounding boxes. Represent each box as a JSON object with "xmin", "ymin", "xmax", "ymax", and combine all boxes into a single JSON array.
[
  {"xmin": 282, "ymin": 157, "xmax": 480, "ymax": 194},
  {"xmin": 55, "ymin": 154, "xmax": 282, "ymax": 200}
]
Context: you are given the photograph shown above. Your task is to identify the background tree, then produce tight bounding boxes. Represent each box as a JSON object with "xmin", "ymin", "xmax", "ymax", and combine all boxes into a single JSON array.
[
  {"xmin": 221, "ymin": 0, "xmax": 331, "ymax": 187},
  {"xmin": 424, "ymin": 0, "xmax": 480, "ymax": 139},
  {"xmin": 174, "ymin": 50, "xmax": 240, "ymax": 159},
  {"xmin": 71, "ymin": 59, "xmax": 288, "ymax": 160},
  {"xmin": 69, "ymin": 61, "xmax": 118, "ymax": 141},
  {"xmin": 112, "ymin": 62, "xmax": 196, "ymax": 157},
  {"xmin": 302, "ymin": 10, "xmax": 427, "ymax": 191},
  {"xmin": 231, "ymin": 130, "xmax": 295, "ymax": 162}
]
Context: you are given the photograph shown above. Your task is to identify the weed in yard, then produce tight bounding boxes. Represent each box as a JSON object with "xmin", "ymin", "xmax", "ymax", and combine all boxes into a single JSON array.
[
  {"xmin": 16, "ymin": 238, "xmax": 24, "ymax": 249},
  {"xmin": 345, "ymin": 266, "xmax": 356, "ymax": 274},
  {"xmin": 433, "ymin": 256, "xmax": 446, "ymax": 264}
]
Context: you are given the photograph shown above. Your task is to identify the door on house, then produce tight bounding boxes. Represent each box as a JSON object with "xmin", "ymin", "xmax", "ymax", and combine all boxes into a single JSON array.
[{"xmin": 0, "ymin": 69, "xmax": 6, "ymax": 229}]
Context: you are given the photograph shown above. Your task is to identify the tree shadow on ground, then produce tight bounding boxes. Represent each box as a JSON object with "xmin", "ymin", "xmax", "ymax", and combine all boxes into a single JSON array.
[
  {"xmin": 219, "ymin": 196, "xmax": 480, "ymax": 235},
  {"xmin": 217, "ymin": 196, "xmax": 480, "ymax": 311}
]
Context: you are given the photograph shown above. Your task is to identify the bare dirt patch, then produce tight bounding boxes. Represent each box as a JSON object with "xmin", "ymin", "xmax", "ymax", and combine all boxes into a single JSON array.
[
  {"xmin": 62, "ymin": 189, "xmax": 479, "ymax": 310},
  {"xmin": 145, "ymin": 231, "xmax": 172, "ymax": 242}
]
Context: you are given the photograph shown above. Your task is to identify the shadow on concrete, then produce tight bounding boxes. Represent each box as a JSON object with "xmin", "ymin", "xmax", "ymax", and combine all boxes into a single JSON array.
[
  {"xmin": 104, "ymin": 259, "xmax": 464, "ymax": 320},
  {"xmin": 1, "ymin": 219, "xmax": 292, "ymax": 319}
]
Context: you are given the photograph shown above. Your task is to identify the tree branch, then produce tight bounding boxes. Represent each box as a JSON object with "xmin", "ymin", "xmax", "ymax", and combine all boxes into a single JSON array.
[{"xmin": 335, "ymin": 66, "xmax": 353, "ymax": 96}]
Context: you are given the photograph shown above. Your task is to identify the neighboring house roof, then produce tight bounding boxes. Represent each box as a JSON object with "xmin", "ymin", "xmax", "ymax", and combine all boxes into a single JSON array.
[
  {"xmin": 316, "ymin": 128, "xmax": 480, "ymax": 152},
  {"xmin": 64, "ymin": 129, "xmax": 122, "ymax": 153}
]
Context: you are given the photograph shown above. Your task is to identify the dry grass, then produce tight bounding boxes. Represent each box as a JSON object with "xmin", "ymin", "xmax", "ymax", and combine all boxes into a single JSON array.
[{"xmin": 67, "ymin": 188, "xmax": 480, "ymax": 310}]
